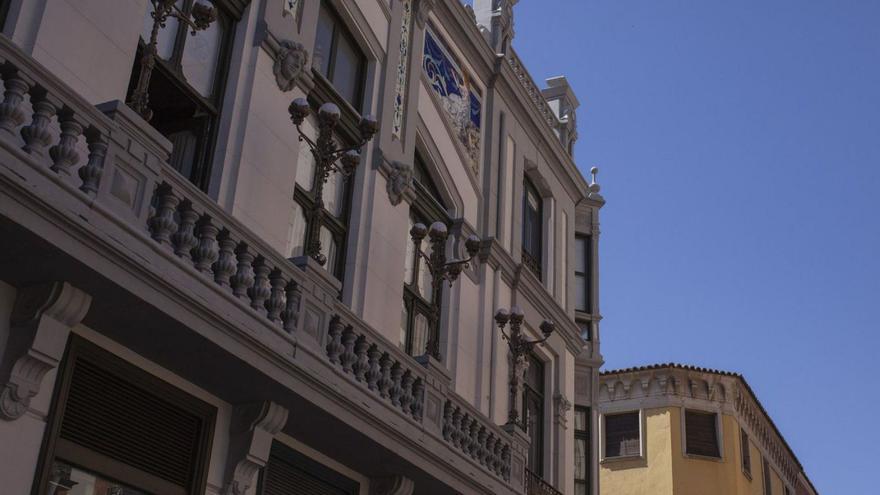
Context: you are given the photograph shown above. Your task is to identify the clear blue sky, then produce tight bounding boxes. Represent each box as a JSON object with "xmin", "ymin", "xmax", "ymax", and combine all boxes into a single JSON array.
[{"xmin": 503, "ymin": 1, "xmax": 879, "ymax": 493}]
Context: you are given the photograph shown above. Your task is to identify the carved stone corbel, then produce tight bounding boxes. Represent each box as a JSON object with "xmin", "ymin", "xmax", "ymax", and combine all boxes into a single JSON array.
[
  {"xmin": 0, "ymin": 282, "xmax": 91, "ymax": 421},
  {"xmin": 414, "ymin": 0, "xmax": 437, "ymax": 28},
  {"xmin": 223, "ymin": 401, "xmax": 290, "ymax": 495},
  {"xmin": 383, "ymin": 160, "xmax": 414, "ymax": 206},
  {"xmin": 273, "ymin": 39, "xmax": 309, "ymax": 92},
  {"xmin": 370, "ymin": 475, "xmax": 415, "ymax": 495},
  {"xmin": 552, "ymin": 392, "xmax": 572, "ymax": 428}
]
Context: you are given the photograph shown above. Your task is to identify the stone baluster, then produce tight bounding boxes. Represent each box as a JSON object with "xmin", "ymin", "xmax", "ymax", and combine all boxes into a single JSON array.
[
  {"xmin": 442, "ymin": 400, "xmax": 454, "ymax": 441},
  {"xmin": 469, "ymin": 421, "xmax": 480, "ymax": 458},
  {"xmin": 49, "ymin": 109, "xmax": 83, "ymax": 175},
  {"xmin": 325, "ymin": 315, "xmax": 344, "ymax": 364},
  {"xmin": 192, "ymin": 215, "xmax": 219, "ymax": 273},
  {"xmin": 389, "ymin": 362, "xmax": 403, "ymax": 407},
  {"xmin": 281, "ymin": 280, "xmax": 300, "ymax": 333},
  {"xmin": 476, "ymin": 427, "xmax": 487, "ymax": 463},
  {"xmin": 148, "ymin": 183, "xmax": 179, "ymax": 245},
  {"xmin": 410, "ymin": 378, "xmax": 424, "ymax": 421},
  {"xmin": 79, "ymin": 127, "xmax": 107, "ymax": 196},
  {"xmin": 20, "ymin": 88, "xmax": 55, "ymax": 157},
  {"xmin": 377, "ymin": 352, "xmax": 393, "ymax": 398},
  {"xmin": 399, "ymin": 370, "xmax": 414, "ymax": 414},
  {"xmin": 352, "ymin": 335, "xmax": 369, "ymax": 382},
  {"xmin": 451, "ymin": 407, "xmax": 463, "ymax": 449},
  {"xmin": 365, "ymin": 344, "xmax": 381, "ymax": 391},
  {"xmin": 172, "ymin": 200, "xmax": 199, "ymax": 260},
  {"xmin": 501, "ymin": 445, "xmax": 511, "ymax": 480},
  {"xmin": 339, "ymin": 325, "xmax": 357, "ymax": 373},
  {"xmin": 265, "ymin": 269, "xmax": 287, "ymax": 322},
  {"xmin": 248, "ymin": 256, "xmax": 271, "ymax": 314},
  {"xmin": 212, "ymin": 229, "xmax": 237, "ymax": 286},
  {"xmin": 461, "ymin": 416, "xmax": 474, "ymax": 455},
  {"xmin": 0, "ymin": 71, "xmax": 28, "ymax": 136},
  {"xmin": 484, "ymin": 434, "xmax": 497, "ymax": 467},
  {"xmin": 231, "ymin": 243, "xmax": 254, "ymax": 299},
  {"xmin": 494, "ymin": 442, "xmax": 504, "ymax": 476}
]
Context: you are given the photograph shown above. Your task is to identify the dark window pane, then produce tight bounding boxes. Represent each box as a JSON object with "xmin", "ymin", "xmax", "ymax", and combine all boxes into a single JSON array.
[
  {"xmin": 182, "ymin": 15, "xmax": 225, "ymax": 97},
  {"xmin": 331, "ymin": 33, "xmax": 362, "ymax": 106},
  {"xmin": 605, "ymin": 412, "xmax": 640, "ymax": 458},
  {"xmin": 741, "ymin": 428, "xmax": 752, "ymax": 474},
  {"xmin": 315, "ymin": 6, "xmax": 334, "ymax": 77},
  {"xmin": 685, "ymin": 410, "xmax": 720, "ymax": 457}
]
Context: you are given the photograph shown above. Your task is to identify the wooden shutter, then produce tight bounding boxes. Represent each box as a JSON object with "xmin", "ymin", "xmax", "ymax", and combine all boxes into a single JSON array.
[
  {"xmin": 741, "ymin": 428, "xmax": 752, "ymax": 474},
  {"xmin": 685, "ymin": 410, "xmax": 720, "ymax": 457},
  {"xmin": 262, "ymin": 442, "xmax": 358, "ymax": 495},
  {"xmin": 604, "ymin": 412, "xmax": 640, "ymax": 457},
  {"xmin": 43, "ymin": 338, "xmax": 215, "ymax": 495}
]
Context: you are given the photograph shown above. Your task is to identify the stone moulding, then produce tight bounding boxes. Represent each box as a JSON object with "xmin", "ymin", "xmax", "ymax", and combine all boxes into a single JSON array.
[{"xmin": 0, "ymin": 282, "xmax": 92, "ymax": 420}]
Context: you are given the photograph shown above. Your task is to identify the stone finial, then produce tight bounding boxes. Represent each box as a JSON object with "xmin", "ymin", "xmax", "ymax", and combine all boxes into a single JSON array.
[
  {"xmin": 0, "ymin": 282, "xmax": 92, "ymax": 420},
  {"xmin": 588, "ymin": 166, "xmax": 604, "ymax": 201},
  {"xmin": 474, "ymin": 0, "xmax": 519, "ymax": 54},
  {"xmin": 223, "ymin": 401, "xmax": 289, "ymax": 495}
]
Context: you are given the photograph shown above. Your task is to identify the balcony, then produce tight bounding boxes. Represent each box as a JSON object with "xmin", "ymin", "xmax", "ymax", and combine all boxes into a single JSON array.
[
  {"xmin": 0, "ymin": 34, "xmax": 530, "ymax": 494},
  {"xmin": 526, "ymin": 469, "xmax": 564, "ymax": 495}
]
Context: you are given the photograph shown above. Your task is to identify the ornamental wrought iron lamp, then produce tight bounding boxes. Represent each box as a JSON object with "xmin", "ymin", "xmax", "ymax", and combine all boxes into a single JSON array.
[
  {"xmin": 288, "ymin": 97, "xmax": 378, "ymax": 265},
  {"xmin": 128, "ymin": 0, "xmax": 217, "ymax": 121},
  {"xmin": 409, "ymin": 221, "xmax": 482, "ymax": 360},
  {"xmin": 494, "ymin": 307, "xmax": 555, "ymax": 426}
]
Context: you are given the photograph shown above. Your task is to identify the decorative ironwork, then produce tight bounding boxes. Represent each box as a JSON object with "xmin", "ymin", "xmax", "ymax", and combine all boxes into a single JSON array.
[
  {"xmin": 525, "ymin": 468, "xmax": 563, "ymax": 495},
  {"xmin": 127, "ymin": 0, "xmax": 217, "ymax": 121},
  {"xmin": 288, "ymin": 98, "xmax": 378, "ymax": 265},
  {"xmin": 409, "ymin": 222, "xmax": 482, "ymax": 360},
  {"xmin": 494, "ymin": 306, "xmax": 554, "ymax": 426}
]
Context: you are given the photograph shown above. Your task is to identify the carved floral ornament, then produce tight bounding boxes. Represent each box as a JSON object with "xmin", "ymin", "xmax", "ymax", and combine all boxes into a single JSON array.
[{"xmin": 273, "ymin": 39, "xmax": 309, "ymax": 92}]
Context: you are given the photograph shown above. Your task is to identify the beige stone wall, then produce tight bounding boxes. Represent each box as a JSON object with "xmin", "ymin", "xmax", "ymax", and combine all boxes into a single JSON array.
[{"xmin": 599, "ymin": 408, "xmax": 675, "ymax": 495}]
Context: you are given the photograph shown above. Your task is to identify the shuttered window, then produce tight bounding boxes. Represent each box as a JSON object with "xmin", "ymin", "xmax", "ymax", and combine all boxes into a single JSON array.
[
  {"xmin": 741, "ymin": 428, "xmax": 752, "ymax": 475},
  {"xmin": 261, "ymin": 441, "xmax": 359, "ymax": 495},
  {"xmin": 763, "ymin": 457, "xmax": 773, "ymax": 495},
  {"xmin": 604, "ymin": 412, "xmax": 640, "ymax": 458},
  {"xmin": 685, "ymin": 410, "xmax": 720, "ymax": 457},
  {"xmin": 38, "ymin": 337, "xmax": 215, "ymax": 495}
]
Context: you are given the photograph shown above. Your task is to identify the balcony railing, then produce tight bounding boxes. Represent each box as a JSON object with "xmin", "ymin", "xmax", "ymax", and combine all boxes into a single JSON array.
[
  {"xmin": 525, "ymin": 469, "xmax": 563, "ymax": 495},
  {"xmin": 0, "ymin": 33, "xmax": 528, "ymax": 493}
]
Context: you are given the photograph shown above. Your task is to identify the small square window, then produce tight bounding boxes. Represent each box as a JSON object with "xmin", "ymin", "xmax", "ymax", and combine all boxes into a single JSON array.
[
  {"xmin": 604, "ymin": 412, "xmax": 640, "ymax": 458},
  {"xmin": 685, "ymin": 410, "xmax": 720, "ymax": 458}
]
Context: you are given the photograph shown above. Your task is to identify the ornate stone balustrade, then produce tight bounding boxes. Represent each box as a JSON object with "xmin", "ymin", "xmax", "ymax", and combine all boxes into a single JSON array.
[
  {"xmin": 442, "ymin": 393, "xmax": 513, "ymax": 481},
  {"xmin": 506, "ymin": 50, "xmax": 558, "ymax": 129},
  {"xmin": 0, "ymin": 36, "xmax": 112, "ymax": 198}
]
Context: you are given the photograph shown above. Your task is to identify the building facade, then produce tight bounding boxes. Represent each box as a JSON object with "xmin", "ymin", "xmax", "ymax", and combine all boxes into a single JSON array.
[
  {"xmin": 597, "ymin": 364, "xmax": 818, "ymax": 495},
  {"xmin": 0, "ymin": 1, "xmax": 603, "ymax": 494}
]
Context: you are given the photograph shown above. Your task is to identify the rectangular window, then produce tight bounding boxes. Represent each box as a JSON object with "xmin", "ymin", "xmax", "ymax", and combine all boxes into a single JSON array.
[
  {"xmin": 741, "ymin": 428, "xmax": 752, "ymax": 475},
  {"xmin": 604, "ymin": 412, "xmax": 640, "ymax": 458},
  {"xmin": 522, "ymin": 178, "xmax": 543, "ymax": 279},
  {"xmin": 260, "ymin": 441, "xmax": 359, "ymax": 495},
  {"xmin": 685, "ymin": 410, "xmax": 720, "ymax": 457},
  {"xmin": 38, "ymin": 337, "xmax": 216, "ymax": 495},
  {"xmin": 763, "ymin": 457, "xmax": 773, "ymax": 495},
  {"xmin": 574, "ymin": 407, "xmax": 590, "ymax": 495},
  {"xmin": 574, "ymin": 235, "xmax": 591, "ymax": 313},
  {"xmin": 523, "ymin": 353, "xmax": 545, "ymax": 475},
  {"xmin": 315, "ymin": 3, "xmax": 366, "ymax": 109}
]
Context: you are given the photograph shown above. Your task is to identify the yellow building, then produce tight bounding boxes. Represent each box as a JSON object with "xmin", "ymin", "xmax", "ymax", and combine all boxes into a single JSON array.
[{"xmin": 596, "ymin": 364, "xmax": 818, "ymax": 495}]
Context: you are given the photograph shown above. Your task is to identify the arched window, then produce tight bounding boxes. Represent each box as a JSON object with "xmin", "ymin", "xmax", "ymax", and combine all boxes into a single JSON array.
[
  {"xmin": 522, "ymin": 177, "xmax": 543, "ymax": 279},
  {"xmin": 400, "ymin": 153, "xmax": 448, "ymax": 356},
  {"xmin": 128, "ymin": 0, "xmax": 237, "ymax": 191}
]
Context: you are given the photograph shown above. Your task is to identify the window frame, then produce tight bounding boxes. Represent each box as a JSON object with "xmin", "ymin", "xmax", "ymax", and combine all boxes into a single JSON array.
[
  {"xmin": 128, "ymin": 0, "xmax": 238, "ymax": 191},
  {"xmin": 683, "ymin": 408, "xmax": 722, "ymax": 459},
  {"xmin": 574, "ymin": 406, "xmax": 591, "ymax": 495},
  {"xmin": 522, "ymin": 352, "xmax": 546, "ymax": 476},
  {"xmin": 400, "ymin": 152, "xmax": 448, "ymax": 356},
  {"xmin": 762, "ymin": 457, "xmax": 773, "ymax": 495},
  {"xmin": 600, "ymin": 410, "xmax": 643, "ymax": 461},
  {"xmin": 35, "ymin": 336, "xmax": 216, "ymax": 495},
  {"xmin": 574, "ymin": 234, "xmax": 592, "ymax": 313},
  {"xmin": 521, "ymin": 176, "xmax": 543, "ymax": 280},
  {"xmin": 314, "ymin": 1, "xmax": 367, "ymax": 111},
  {"xmin": 741, "ymin": 427, "xmax": 752, "ymax": 479}
]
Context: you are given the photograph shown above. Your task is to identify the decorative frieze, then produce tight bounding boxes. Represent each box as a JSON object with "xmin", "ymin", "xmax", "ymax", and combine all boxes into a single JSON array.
[{"xmin": 391, "ymin": 0, "xmax": 413, "ymax": 140}]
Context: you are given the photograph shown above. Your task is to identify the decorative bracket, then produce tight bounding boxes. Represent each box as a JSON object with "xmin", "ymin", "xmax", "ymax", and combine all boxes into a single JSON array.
[
  {"xmin": 370, "ymin": 475, "xmax": 415, "ymax": 495},
  {"xmin": 273, "ymin": 39, "xmax": 309, "ymax": 92},
  {"xmin": 553, "ymin": 392, "xmax": 572, "ymax": 428},
  {"xmin": 223, "ymin": 401, "xmax": 290, "ymax": 495},
  {"xmin": 0, "ymin": 282, "xmax": 91, "ymax": 421},
  {"xmin": 379, "ymin": 159, "xmax": 415, "ymax": 206}
]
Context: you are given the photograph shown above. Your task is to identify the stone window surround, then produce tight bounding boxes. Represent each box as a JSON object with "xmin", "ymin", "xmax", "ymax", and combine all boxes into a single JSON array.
[{"xmin": 679, "ymin": 406, "xmax": 725, "ymax": 463}]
